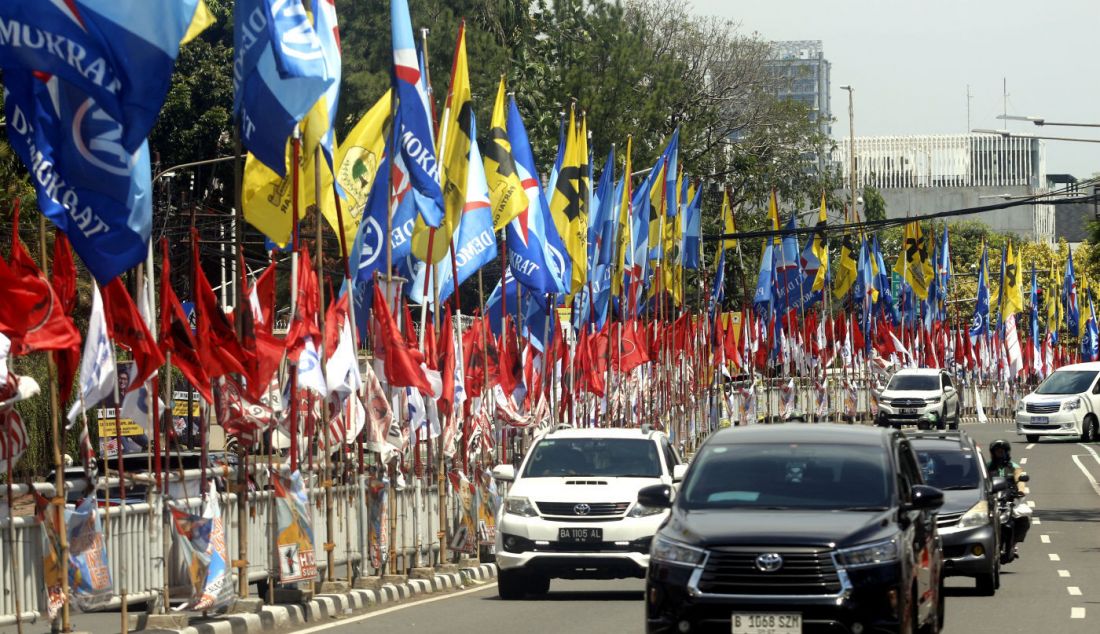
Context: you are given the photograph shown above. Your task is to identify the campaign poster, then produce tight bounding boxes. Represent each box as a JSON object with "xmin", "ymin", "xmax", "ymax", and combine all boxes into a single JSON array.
[
  {"xmin": 273, "ymin": 471, "xmax": 317, "ymax": 583},
  {"xmin": 367, "ymin": 472, "xmax": 389, "ymax": 572},
  {"xmin": 168, "ymin": 493, "xmax": 235, "ymax": 611},
  {"xmin": 34, "ymin": 493, "xmax": 65, "ymax": 620},
  {"xmin": 66, "ymin": 494, "xmax": 113, "ymax": 610}
]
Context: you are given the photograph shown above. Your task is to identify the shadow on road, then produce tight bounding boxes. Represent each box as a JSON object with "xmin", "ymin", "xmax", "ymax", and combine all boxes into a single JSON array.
[
  {"xmin": 1028, "ymin": 507, "xmax": 1100, "ymax": 523},
  {"xmin": 484, "ymin": 590, "xmax": 644, "ymax": 603}
]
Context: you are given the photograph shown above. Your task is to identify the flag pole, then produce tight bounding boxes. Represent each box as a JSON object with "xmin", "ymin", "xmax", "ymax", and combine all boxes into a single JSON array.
[
  {"xmin": 231, "ymin": 120, "xmax": 251, "ymax": 600},
  {"xmin": 313, "ymin": 144, "xmax": 338, "ymax": 586}
]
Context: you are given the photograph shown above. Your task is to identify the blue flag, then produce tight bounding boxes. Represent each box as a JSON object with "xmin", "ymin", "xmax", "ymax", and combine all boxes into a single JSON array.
[
  {"xmin": 505, "ymin": 95, "xmax": 569, "ymax": 295},
  {"xmin": 1085, "ymin": 292, "xmax": 1099, "ymax": 361},
  {"xmin": 772, "ymin": 214, "xmax": 805, "ymax": 314},
  {"xmin": 234, "ymin": 0, "xmax": 334, "ymax": 176},
  {"xmin": 1064, "ymin": 247, "xmax": 1079, "ymax": 335},
  {"xmin": 0, "ymin": 1, "xmax": 210, "ymax": 154},
  {"xmin": 588, "ymin": 147, "xmax": 616, "ymax": 270},
  {"xmin": 1030, "ymin": 264, "xmax": 1040, "ymax": 368},
  {"xmin": 752, "ymin": 241, "xmax": 775, "ymax": 318},
  {"xmin": 3, "ymin": 70, "xmax": 151, "ymax": 284},
  {"xmin": 682, "ymin": 185, "xmax": 702, "ymax": 270},
  {"xmin": 970, "ymin": 244, "xmax": 990, "ymax": 338}
]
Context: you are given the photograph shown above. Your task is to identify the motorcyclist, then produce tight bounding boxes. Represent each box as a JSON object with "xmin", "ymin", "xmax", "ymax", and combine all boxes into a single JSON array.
[{"xmin": 986, "ymin": 439, "xmax": 1031, "ymax": 559}]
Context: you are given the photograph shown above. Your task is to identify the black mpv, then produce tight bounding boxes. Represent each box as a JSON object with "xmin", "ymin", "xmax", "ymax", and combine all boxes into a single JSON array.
[{"xmin": 640, "ymin": 424, "xmax": 945, "ymax": 634}]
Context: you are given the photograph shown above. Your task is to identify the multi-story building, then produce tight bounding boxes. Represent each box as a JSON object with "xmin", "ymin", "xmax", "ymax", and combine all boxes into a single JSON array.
[
  {"xmin": 831, "ymin": 134, "xmax": 1055, "ymax": 243},
  {"xmin": 767, "ymin": 40, "xmax": 832, "ymax": 135}
]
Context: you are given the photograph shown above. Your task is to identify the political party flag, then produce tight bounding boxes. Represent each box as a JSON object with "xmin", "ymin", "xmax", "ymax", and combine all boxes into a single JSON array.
[
  {"xmin": 3, "ymin": 69, "xmax": 153, "ymax": 284},
  {"xmin": 1065, "ymin": 246, "xmax": 1079, "ymax": 335},
  {"xmin": 1001, "ymin": 242, "xmax": 1024, "ymax": 317},
  {"xmin": 752, "ymin": 240, "xmax": 775, "ymax": 318},
  {"xmin": 681, "ymin": 183, "xmax": 702, "ymax": 270},
  {"xmin": 832, "ymin": 233, "xmax": 858, "ymax": 300},
  {"xmin": 234, "ymin": 0, "xmax": 334, "ymax": 175},
  {"xmin": 102, "ymin": 279, "xmax": 164, "ymax": 392},
  {"xmin": 0, "ymin": 1, "xmax": 213, "ymax": 154},
  {"xmin": 505, "ymin": 94, "xmax": 568, "ymax": 296},
  {"xmin": 335, "ymin": 90, "xmax": 391, "ymax": 217},
  {"xmin": 612, "ymin": 137, "xmax": 634, "ymax": 296},
  {"xmin": 484, "ymin": 77, "xmax": 529, "ymax": 230},
  {"xmin": 970, "ymin": 242, "xmax": 991, "ymax": 338},
  {"xmin": 809, "ymin": 192, "xmax": 829, "ymax": 291},
  {"xmin": 1030, "ymin": 265, "xmax": 1042, "ymax": 375},
  {"xmin": 548, "ymin": 106, "xmax": 588, "ymax": 293},
  {"xmin": 588, "ymin": 146, "xmax": 616, "ymax": 270},
  {"xmin": 894, "ymin": 221, "xmax": 934, "ymax": 300},
  {"xmin": 66, "ymin": 283, "xmax": 115, "ymax": 423},
  {"xmin": 720, "ymin": 190, "xmax": 737, "ymax": 252},
  {"xmin": 773, "ymin": 213, "xmax": 805, "ymax": 314}
]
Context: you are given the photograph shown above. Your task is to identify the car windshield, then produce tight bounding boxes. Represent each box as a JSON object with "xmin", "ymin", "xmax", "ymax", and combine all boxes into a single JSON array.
[
  {"xmin": 1034, "ymin": 370, "xmax": 1097, "ymax": 395},
  {"xmin": 913, "ymin": 447, "xmax": 980, "ymax": 490},
  {"xmin": 887, "ymin": 374, "xmax": 939, "ymax": 391},
  {"xmin": 680, "ymin": 443, "xmax": 891, "ymax": 511},
  {"xmin": 521, "ymin": 438, "xmax": 662, "ymax": 478}
]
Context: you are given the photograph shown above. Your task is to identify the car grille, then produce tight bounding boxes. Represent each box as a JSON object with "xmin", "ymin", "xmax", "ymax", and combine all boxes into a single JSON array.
[
  {"xmin": 535, "ymin": 501, "xmax": 629, "ymax": 517},
  {"xmin": 1025, "ymin": 402, "xmax": 1060, "ymax": 414},
  {"xmin": 698, "ymin": 547, "xmax": 842, "ymax": 596},
  {"xmin": 889, "ymin": 398, "xmax": 927, "ymax": 409},
  {"xmin": 936, "ymin": 511, "xmax": 965, "ymax": 528}
]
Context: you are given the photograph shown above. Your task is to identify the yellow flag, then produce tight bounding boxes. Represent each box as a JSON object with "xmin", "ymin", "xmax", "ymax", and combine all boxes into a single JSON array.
[
  {"xmin": 1047, "ymin": 257, "xmax": 1062, "ymax": 329},
  {"xmin": 334, "ymin": 90, "xmax": 392, "ymax": 219},
  {"xmin": 833, "ymin": 233, "xmax": 858, "ymax": 299},
  {"xmin": 894, "ymin": 221, "xmax": 934, "ymax": 300},
  {"xmin": 412, "ymin": 24, "xmax": 471, "ymax": 264},
  {"xmin": 768, "ymin": 189, "xmax": 780, "ymax": 232},
  {"xmin": 483, "ymin": 77, "xmax": 529, "ymax": 230},
  {"xmin": 181, "ymin": 0, "xmax": 214, "ymax": 46},
  {"xmin": 242, "ymin": 134, "xmax": 333, "ymax": 248},
  {"xmin": 548, "ymin": 106, "xmax": 588, "ymax": 294},
  {"xmin": 613, "ymin": 136, "xmax": 633, "ymax": 296},
  {"xmin": 720, "ymin": 191, "xmax": 737, "ymax": 252},
  {"xmin": 810, "ymin": 191, "xmax": 829, "ymax": 292},
  {"xmin": 1001, "ymin": 242, "xmax": 1024, "ymax": 316},
  {"xmin": 647, "ymin": 161, "xmax": 666, "ymax": 255}
]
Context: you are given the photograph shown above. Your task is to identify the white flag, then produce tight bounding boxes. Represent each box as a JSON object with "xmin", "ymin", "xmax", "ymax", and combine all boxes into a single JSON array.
[
  {"xmin": 325, "ymin": 318, "xmax": 361, "ymax": 401},
  {"xmin": 297, "ymin": 337, "xmax": 328, "ymax": 396},
  {"xmin": 67, "ymin": 284, "xmax": 116, "ymax": 423}
]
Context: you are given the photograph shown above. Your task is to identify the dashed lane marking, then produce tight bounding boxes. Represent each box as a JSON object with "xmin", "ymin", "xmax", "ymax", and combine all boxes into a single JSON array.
[
  {"xmin": 1068, "ymin": 586, "xmax": 1082, "ymax": 596},
  {"xmin": 1050, "ymin": 553, "xmax": 1061, "ymax": 561},
  {"xmin": 1021, "ymin": 457, "xmax": 1028, "ymax": 465},
  {"xmin": 1072, "ymin": 607, "xmax": 1086, "ymax": 619},
  {"xmin": 1033, "ymin": 517, "xmax": 1042, "ymax": 525},
  {"xmin": 1026, "ymin": 443, "xmax": 1035, "ymax": 450},
  {"xmin": 1027, "ymin": 500, "xmax": 1036, "ymax": 508},
  {"xmin": 1070, "ymin": 455, "xmax": 1100, "ymax": 498},
  {"xmin": 1059, "ymin": 570, "xmax": 1071, "ymax": 578},
  {"xmin": 1041, "ymin": 535, "xmax": 1051, "ymax": 544}
]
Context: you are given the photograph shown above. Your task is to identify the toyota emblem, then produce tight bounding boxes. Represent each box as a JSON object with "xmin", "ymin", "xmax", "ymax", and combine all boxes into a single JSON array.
[
  {"xmin": 573, "ymin": 503, "xmax": 592, "ymax": 516},
  {"xmin": 755, "ymin": 553, "xmax": 784, "ymax": 572}
]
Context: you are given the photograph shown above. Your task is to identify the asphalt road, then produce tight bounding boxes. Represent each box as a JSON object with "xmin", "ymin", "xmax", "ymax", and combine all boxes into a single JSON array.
[{"xmin": 274, "ymin": 422, "xmax": 1100, "ymax": 634}]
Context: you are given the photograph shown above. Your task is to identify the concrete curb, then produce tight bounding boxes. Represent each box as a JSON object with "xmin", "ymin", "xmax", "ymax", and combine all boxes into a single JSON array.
[
  {"xmin": 959, "ymin": 416, "xmax": 1014, "ymax": 424},
  {"xmin": 148, "ymin": 564, "xmax": 497, "ymax": 634}
]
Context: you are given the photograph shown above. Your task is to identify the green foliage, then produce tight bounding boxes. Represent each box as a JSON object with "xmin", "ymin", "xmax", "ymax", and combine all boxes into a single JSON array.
[{"xmin": 863, "ymin": 186, "xmax": 886, "ymax": 223}]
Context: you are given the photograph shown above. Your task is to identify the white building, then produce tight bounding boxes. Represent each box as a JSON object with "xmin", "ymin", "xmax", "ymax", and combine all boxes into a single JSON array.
[{"xmin": 831, "ymin": 134, "xmax": 1055, "ymax": 243}]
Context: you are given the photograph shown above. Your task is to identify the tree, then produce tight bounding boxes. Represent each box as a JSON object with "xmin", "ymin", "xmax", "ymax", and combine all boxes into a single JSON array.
[{"xmin": 863, "ymin": 186, "xmax": 886, "ymax": 223}]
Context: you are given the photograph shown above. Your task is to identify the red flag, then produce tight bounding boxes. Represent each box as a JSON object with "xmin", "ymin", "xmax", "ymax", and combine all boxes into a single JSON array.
[
  {"xmin": 850, "ymin": 314, "xmax": 865, "ymax": 356},
  {"xmin": 248, "ymin": 263, "xmax": 277, "ymax": 335},
  {"xmin": 237, "ymin": 256, "xmax": 283, "ymax": 401},
  {"xmin": 0, "ymin": 202, "xmax": 80, "ymax": 355},
  {"xmin": 285, "ymin": 249, "xmax": 322, "ymax": 359},
  {"xmin": 372, "ymin": 284, "xmax": 431, "ymax": 394},
  {"xmin": 726, "ymin": 313, "xmax": 742, "ymax": 371},
  {"xmin": 423, "ymin": 318, "xmax": 438, "ymax": 371},
  {"xmin": 102, "ymin": 278, "xmax": 165, "ymax": 392},
  {"xmin": 158, "ymin": 240, "xmax": 212, "ymax": 403},
  {"xmin": 615, "ymin": 319, "xmax": 649, "ymax": 374},
  {"xmin": 191, "ymin": 232, "xmax": 248, "ymax": 378},
  {"xmin": 573, "ymin": 327, "xmax": 605, "ymax": 397},
  {"xmin": 323, "ymin": 293, "xmax": 351, "ymax": 359},
  {"xmin": 498, "ymin": 316, "xmax": 521, "ymax": 397},
  {"xmin": 437, "ymin": 307, "xmax": 456, "ymax": 415},
  {"xmin": 50, "ymin": 232, "xmax": 80, "ymax": 399}
]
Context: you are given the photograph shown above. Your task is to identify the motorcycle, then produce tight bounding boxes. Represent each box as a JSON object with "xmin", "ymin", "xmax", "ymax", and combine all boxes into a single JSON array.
[{"xmin": 996, "ymin": 472, "xmax": 1032, "ymax": 564}]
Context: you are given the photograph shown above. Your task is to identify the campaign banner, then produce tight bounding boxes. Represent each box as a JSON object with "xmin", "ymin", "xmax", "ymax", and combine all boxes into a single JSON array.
[
  {"xmin": 448, "ymin": 471, "xmax": 477, "ymax": 555},
  {"xmin": 67, "ymin": 494, "xmax": 112, "ymax": 610},
  {"xmin": 367, "ymin": 472, "xmax": 389, "ymax": 571},
  {"xmin": 273, "ymin": 470, "xmax": 317, "ymax": 583},
  {"xmin": 477, "ymin": 469, "xmax": 500, "ymax": 547},
  {"xmin": 34, "ymin": 493, "xmax": 65, "ymax": 620},
  {"xmin": 167, "ymin": 492, "xmax": 235, "ymax": 611}
]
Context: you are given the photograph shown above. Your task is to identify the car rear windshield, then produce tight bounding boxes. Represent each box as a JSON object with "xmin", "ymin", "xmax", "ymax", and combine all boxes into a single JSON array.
[
  {"xmin": 913, "ymin": 447, "xmax": 980, "ymax": 490},
  {"xmin": 521, "ymin": 438, "xmax": 662, "ymax": 478},
  {"xmin": 887, "ymin": 374, "xmax": 939, "ymax": 391},
  {"xmin": 680, "ymin": 443, "xmax": 891, "ymax": 510},
  {"xmin": 1034, "ymin": 370, "xmax": 1097, "ymax": 395}
]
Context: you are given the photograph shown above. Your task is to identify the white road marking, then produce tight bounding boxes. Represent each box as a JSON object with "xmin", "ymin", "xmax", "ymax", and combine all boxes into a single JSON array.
[
  {"xmin": 1050, "ymin": 553, "xmax": 1061, "ymax": 561},
  {"xmin": 1033, "ymin": 517, "xmax": 1042, "ymax": 525},
  {"xmin": 1026, "ymin": 443, "xmax": 1035, "ymax": 450},
  {"xmin": 1068, "ymin": 586, "xmax": 1082, "ymax": 596},
  {"xmin": 1071, "ymin": 607, "xmax": 1086, "ymax": 619},
  {"xmin": 1040, "ymin": 534, "xmax": 1051, "ymax": 544},
  {"xmin": 1071, "ymin": 454, "xmax": 1100, "ymax": 498},
  {"xmin": 1027, "ymin": 500, "xmax": 1036, "ymax": 508},
  {"xmin": 288, "ymin": 582, "xmax": 498, "ymax": 634},
  {"xmin": 1080, "ymin": 442, "xmax": 1100, "ymax": 466},
  {"xmin": 1020, "ymin": 457, "xmax": 1028, "ymax": 465},
  {"xmin": 1059, "ymin": 570, "xmax": 1071, "ymax": 578}
]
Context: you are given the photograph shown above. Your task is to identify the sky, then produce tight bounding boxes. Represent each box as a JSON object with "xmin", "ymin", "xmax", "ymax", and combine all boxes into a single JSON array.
[{"xmin": 694, "ymin": 0, "xmax": 1100, "ymax": 178}]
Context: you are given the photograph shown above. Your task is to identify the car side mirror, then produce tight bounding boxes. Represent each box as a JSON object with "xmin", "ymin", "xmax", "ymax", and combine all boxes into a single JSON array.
[
  {"xmin": 638, "ymin": 483, "xmax": 673, "ymax": 509},
  {"xmin": 672, "ymin": 464, "xmax": 688, "ymax": 483},
  {"xmin": 990, "ymin": 477, "xmax": 1009, "ymax": 493},
  {"xmin": 907, "ymin": 484, "xmax": 944, "ymax": 512},
  {"xmin": 1018, "ymin": 472, "xmax": 1030, "ymax": 483},
  {"xmin": 491, "ymin": 464, "xmax": 515, "ymax": 482}
]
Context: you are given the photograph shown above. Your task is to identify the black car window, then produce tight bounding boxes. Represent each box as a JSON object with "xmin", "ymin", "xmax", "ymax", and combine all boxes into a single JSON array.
[
  {"xmin": 680, "ymin": 443, "xmax": 891, "ymax": 511},
  {"xmin": 896, "ymin": 441, "xmax": 921, "ymax": 503},
  {"xmin": 1035, "ymin": 370, "xmax": 1098, "ymax": 395},
  {"xmin": 659, "ymin": 436, "xmax": 679, "ymax": 472},
  {"xmin": 942, "ymin": 374, "xmax": 953, "ymax": 389},
  {"xmin": 522, "ymin": 438, "xmax": 662, "ymax": 478},
  {"xmin": 914, "ymin": 447, "xmax": 980, "ymax": 490},
  {"xmin": 887, "ymin": 374, "xmax": 939, "ymax": 391}
]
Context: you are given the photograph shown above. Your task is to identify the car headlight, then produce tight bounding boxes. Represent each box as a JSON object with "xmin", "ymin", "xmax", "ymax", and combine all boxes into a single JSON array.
[
  {"xmin": 1063, "ymin": 399, "xmax": 1082, "ymax": 411},
  {"xmin": 503, "ymin": 496, "xmax": 538, "ymax": 517},
  {"xmin": 651, "ymin": 534, "xmax": 707, "ymax": 567},
  {"xmin": 958, "ymin": 500, "xmax": 990, "ymax": 529},
  {"xmin": 1016, "ymin": 401, "xmax": 1026, "ymax": 413},
  {"xmin": 627, "ymin": 502, "xmax": 665, "ymax": 518},
  {"xmin": 836, "ymin": 536, "xmax": 900, "ymax": 568},
  {"xmin": 926, "ymin": 396, "xmax": 942, "ymax": 404}
]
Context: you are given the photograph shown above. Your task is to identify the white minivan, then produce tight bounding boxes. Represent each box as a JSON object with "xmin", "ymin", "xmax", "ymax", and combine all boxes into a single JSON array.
[{"xmin": 1016, "ymin": 362, "xmax": 1100, "ymax": 443}]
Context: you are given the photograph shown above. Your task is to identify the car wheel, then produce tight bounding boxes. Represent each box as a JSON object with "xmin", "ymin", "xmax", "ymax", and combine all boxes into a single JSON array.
[
  {"xmin": 951, "ymin": 404, "xmax": 961, "ymax": 429},
  {"xmin": 1083, "ymin": 416, "xmax": 1098, "ymax": 443},
  {"xmin": 1025, "ymin": 434, "xmax": 1039, "ymax": 443},
  {"xmin": 526, "ymin": 573, "xmax": 551, "ymax": 596},
  {"xmin": 497, "ymin": 568, "xmax": 528, "ymax": 600}
]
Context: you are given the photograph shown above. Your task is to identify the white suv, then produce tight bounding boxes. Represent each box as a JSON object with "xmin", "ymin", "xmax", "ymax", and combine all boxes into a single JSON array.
[
  {"xmin": 491, "ymin": 427, "xmax": 684, "ymax": 600},
  {"xmin": 875, "ymin": 368, "xmax": 961, "ymax": 430},
  {"xmin": 1017, "ymin": 362, "xmax": 1100, "ymax": 443}
]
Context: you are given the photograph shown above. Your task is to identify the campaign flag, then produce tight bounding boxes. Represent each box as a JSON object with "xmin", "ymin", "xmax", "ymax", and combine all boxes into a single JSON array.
[
  {"xmin": 3, "ymin": 69, "xmax": 152, "ymax": 284},
  {"xmin": 894, "ymin": 221, "xmax": 934, "ymax": 300},
  {"xmin": 772, "ymin": 213, "xmax": 804, "ymax": 314},
  {"xmin": 681, "ymin": 184, "xmax": 702, "ymax": 270},
  {"xmin": 1064, "ymin": 246, "xmax": 1079, "ymax": 335},
  {"xmin": 505, "ymin": 95, "xmax": 568, "ymax": 295},
  {"xmin": 1030, "ymin": 265, "xmax": 1042, "ymax": 375},
  {"xmin": 0, "ymin": 1, "xmax": 212, "ymax": 154},
  {"xmin": 548, "ymin": 106, "xmax": 588, "ymax": 293},
  {"xmin": 833, "ymin": 234, "xmax": 858, "ymax": 300},
  {"xmin": 1001, "ymin": 242, "xmax": 1024, "ymax": 318},
  {"xmin": 805, "ymin": 192, "xmax": 829, "ymax": 292},
  {"xmin": 588, "ymin": 146, "xmax": 617, "ymax": 270},
  {"xmin": 67, "ymin": 283, "xmax": 116, "ymax": 423},
  {"xmin": 484, "ymin": 77, "xmax": 529, "ymax": 229},
  {"xmin": 752, "ymin": 241, "xmax": 775, "ymax": 318},
  {"xmin": 970, "ymin": 243, "xmax": 991, "ymax": 338}
]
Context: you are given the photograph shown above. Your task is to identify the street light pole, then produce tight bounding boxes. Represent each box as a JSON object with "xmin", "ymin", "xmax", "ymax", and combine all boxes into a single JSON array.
[
  {"xmin": 971, "ymin": 128, "xmax": 1100, "ymax": 144},
  {"xmin": 841, "ymin": 85, "xmax": 856, "ymax": 220}
]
